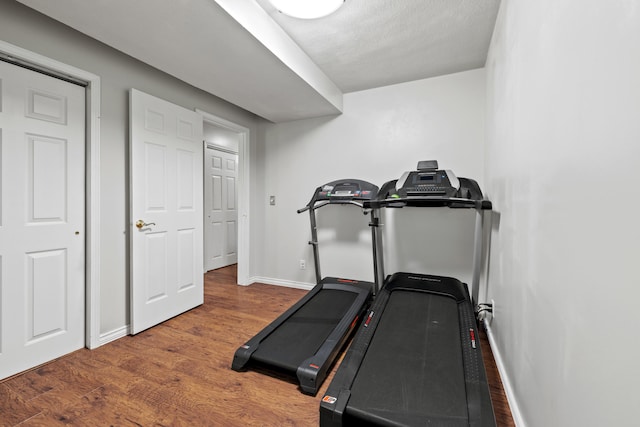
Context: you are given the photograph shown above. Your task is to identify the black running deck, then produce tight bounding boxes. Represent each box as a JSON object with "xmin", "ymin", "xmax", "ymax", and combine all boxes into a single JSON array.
[
  {"xmin": 320, "ymin": 273, "xmax": 496, "ymax": 426},
  {"xmin": 232, "ymin": 277, "xmax": 372, "ymax": 395}
]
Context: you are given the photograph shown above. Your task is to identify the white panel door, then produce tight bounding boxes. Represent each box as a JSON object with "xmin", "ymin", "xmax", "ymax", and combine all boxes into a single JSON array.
[
  {"xmin": 0, "ymin": 61, "xmax": 85, "ymax": 379},
  {"xmin": 205, "ymin": 147, "xmax": 238, "ymax": 271},
  {"xmin": 130, "ymin": 89, "xmax": 203, "ymax": 334}
]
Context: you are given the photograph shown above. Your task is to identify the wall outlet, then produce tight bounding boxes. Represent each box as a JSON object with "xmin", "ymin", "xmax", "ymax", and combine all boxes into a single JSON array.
[{"xmin": 299, "ymin": 259, "xmax": 306, "ymax": 270}]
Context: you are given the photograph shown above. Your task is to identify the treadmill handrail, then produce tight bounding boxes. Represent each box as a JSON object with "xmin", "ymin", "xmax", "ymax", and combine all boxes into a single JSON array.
[
  {"xmin": 366, "ymin": 196, "xmax": 492, "ymax": 210},
  {"xmin": 297, "ymin": 185, "xmax": 323, "ymax": 214},
  {"xmin": 298, "ymin": 199, "xmax": 366, "ymax": 214}
]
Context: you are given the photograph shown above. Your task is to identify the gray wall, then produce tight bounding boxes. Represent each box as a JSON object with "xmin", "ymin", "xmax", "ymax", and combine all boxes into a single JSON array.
[
  {"xmin": 485, "ymin": 1, "xmax": 640, "ymax": 425},
  {"xmin": 256, "ymin": 69, "xmax": 486, "ymax": 286},
  {"xmin": 0, "ymin": 0, "xmax": 261, "ymax": 337}
]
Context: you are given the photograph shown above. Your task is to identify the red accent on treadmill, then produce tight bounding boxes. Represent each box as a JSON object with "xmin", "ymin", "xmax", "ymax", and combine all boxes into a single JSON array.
[
  {"xmin": 364, "ymin": 311, "xmax": 374, "ymax": 327},
  {"xmin": 309, "ymin": 364, "xmax": 320, "ymax": 369},
  {"xmin": 469, "ymin": 328, "xmax": 477, "ymax": 349},
  {"xmin": 349, "ymin": 316, "xmax": 359, "ymax": 330},
  {"xmin": 337, "ymin": 278, "xmax": 358, "ymax": 283}
]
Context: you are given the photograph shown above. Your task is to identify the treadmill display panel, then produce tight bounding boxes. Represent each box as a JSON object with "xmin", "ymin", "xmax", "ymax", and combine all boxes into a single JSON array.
[
  {"xmin": 369, "ymin": 162, "xmax": 490, "ymax": 209},
  {"xmin": 399, "ymin": 170, "xmax": 459, "ymax": 198},
  {"xmin": 315, "ymin": 179, "xmax": 378, "ymax": 201}
]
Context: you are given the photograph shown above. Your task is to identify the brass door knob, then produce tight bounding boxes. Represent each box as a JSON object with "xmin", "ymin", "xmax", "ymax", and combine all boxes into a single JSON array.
[{"xmin": 136, "ymin": 220, "xmax": 156, "ymax": 229}]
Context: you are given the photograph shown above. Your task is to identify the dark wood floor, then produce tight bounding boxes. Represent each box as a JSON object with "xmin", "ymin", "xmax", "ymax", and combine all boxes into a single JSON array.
[{"xmin": 0, "ymin": 265, "xmax": 514, "ymax": 426}]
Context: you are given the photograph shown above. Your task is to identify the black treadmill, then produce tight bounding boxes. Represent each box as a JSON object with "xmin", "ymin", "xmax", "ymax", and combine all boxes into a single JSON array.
[
  {"xmin": 232, "ymin": 179, "xmax": 379, "ymax": 395},
  {"xmin": 320, "ymin": 161, "xmax": 496, "ymax": 426}
]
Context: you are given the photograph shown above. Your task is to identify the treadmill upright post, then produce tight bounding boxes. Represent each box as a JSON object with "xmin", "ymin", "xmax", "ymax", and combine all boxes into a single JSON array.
[
  {"xmin": 471, "ymin": 205, "xmax": 493, "ymax": 307},
  {"xmin": 471, "ymin": 209, "xmax": 484, "ymax": 306},
  {"xmin": 370, "ymin": 209, "xmax": 385, "ymax": 295},
  {"xmin": 308, "ymin": 207, "xmax": 322, "ymax": 284}
]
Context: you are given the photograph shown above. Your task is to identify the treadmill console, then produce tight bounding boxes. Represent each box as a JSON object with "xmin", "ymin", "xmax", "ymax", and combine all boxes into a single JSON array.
[
  {"xmin": 396, "ymin": 161, "xmax": 460, "ymax": 198},
  {"xmin": 369, "ymin": 160, "xmax": 490, "ymax": 209},
  {"xmin": 315, "ymin": 179, "xmax": 378, "ymax": 202}
]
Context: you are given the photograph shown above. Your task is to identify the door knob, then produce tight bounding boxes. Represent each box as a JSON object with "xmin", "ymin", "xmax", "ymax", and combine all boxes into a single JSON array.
[{"xmin": 136, "ymin": 220, "xmax": 156, "ymax": 229}]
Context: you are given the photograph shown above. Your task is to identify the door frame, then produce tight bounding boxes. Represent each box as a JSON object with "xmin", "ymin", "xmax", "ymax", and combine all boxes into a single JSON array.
[
  {"xmin": 0, "ymin": 40, "xmax": 103, "ymax": 349},
  {"xmin": 196, "ymin": 109, "xmax": 250, "ymax": 285}
]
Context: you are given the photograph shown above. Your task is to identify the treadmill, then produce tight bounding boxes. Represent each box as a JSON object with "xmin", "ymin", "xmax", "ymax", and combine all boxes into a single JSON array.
[
  {"xmin": 232, "ymin": 179, "xmax": 379, "ymax": 395},
  {"xmin": 320, "ymin": 161, "xmax": 496, "ymax": 426}
]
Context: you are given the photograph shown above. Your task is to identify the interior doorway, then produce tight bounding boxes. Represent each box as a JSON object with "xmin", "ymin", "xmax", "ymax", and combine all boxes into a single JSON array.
[
  {"xmin": 197, "ymin": 110, "xmax": 250, "ymax": 284},
  {"xmin": 204, "ymin": 123, "xmax": 239, "ymax": 271}
]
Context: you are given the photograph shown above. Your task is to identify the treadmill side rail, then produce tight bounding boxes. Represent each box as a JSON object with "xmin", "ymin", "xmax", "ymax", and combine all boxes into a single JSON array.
[{"xmin": 296, "ymin": 281, "xmax": 371, "ymax": 395}]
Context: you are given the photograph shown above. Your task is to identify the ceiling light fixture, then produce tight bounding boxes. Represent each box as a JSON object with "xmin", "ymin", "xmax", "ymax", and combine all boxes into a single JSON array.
[{"xmin": 269, "ymin": 0, "xmax": 345, "ymax": 19}]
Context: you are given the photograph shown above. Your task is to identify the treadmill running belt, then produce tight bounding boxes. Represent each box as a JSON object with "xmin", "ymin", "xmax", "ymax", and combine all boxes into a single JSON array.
[
  {"xmin": 251, "ymin": 289, "xmax": 358, "ymax": 372},
  {"xmin": 345, "ymin": 291, "xmax": 468, "ymax": 426}
]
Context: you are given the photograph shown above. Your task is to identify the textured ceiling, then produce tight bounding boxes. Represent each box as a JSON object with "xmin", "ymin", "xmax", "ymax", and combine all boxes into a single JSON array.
[
  {"xmin": 15, "ymin": 0, "xmax": 501, "ymax": 121},
  {"xmin": 255, "ymin": 0, "xmax": 501, "ymax": 93}
]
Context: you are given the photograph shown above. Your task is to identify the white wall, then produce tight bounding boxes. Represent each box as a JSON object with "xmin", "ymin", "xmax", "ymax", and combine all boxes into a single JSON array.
[
  {"xmin": 257, "ymin": 69, "xmax": 486, "ymax": 287},
  {"xmin": 485, "ymin": 1, "xmax": 640, "ymax": 426},
  {"xmin": 204, "ymin": 122, "xmax": 240, "ymax": 152},
  {"xmin": 0, "ymin": 0, "xmax": 261, "ymax": 339}
]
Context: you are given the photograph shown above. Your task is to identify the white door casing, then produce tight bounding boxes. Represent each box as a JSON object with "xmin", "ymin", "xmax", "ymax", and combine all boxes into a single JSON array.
[
  {"xmin": 196, "ymin": 109, "xmax": 250, "ymax": 285},
  {"xmin": 205, "ymin": 146, "xmax": 238, "ymax": 271},
  {"xmin": 129, "ymin": 89, "xmax": 204, "ymax": 334},
  {"xmin": 0, "ymin": 60, "xmax": 85, "ymax": 379}
]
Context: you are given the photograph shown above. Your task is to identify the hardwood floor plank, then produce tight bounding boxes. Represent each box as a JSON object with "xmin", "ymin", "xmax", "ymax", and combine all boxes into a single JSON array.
[
  {"xmin": 35, "ymin": 384, "xmax": 156, "ymax": 427},
  {"xmin": 2, "ymin": 369, "xmax": 54, "ymax": 402},
  {"xmin": 0, "ymin": 264, "xmax": 514, "ymax": 426},
  {"xmin": 0, "ymin": 384, "xmax": 41, "ymax": 427}
]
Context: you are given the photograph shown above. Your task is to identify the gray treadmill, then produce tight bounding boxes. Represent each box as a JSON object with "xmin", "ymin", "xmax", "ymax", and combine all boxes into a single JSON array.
[
  {"xmin": 232, "ymin": 179, "xmax": 379, "ymax": 395},
  {"xmin": 320, "ymin": 162, "xmax": 496, "ymax": 426}
]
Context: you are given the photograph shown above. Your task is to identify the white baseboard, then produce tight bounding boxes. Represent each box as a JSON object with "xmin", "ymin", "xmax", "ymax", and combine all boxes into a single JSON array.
[
  {"xmin": 97, "ymin": 325, "xmax": 130, "ymax": 347},
  {"xmin": 483, "ymin": 319, "xmax": 526, "ymax": 427},
  {"xmin": 249, "ymin": 276, "xmax": 314, "ymax": 291}
]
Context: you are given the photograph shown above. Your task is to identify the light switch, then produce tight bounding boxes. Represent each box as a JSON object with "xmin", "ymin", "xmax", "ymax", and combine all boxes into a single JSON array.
[{"xmin": 269, "ymin": 195, "xmax": 276, "ymax": 206}]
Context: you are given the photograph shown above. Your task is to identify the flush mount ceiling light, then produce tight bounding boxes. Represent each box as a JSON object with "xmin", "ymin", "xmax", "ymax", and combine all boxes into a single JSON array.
[{"xmin": 269, "ymin": 0, "xmax": 345, "ymax": 19}]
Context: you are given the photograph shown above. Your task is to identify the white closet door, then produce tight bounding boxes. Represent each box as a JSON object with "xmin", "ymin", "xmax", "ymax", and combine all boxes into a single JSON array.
[{"xmin": 0, "ymin": 60, "xmax": 85, "ymax": 379}]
